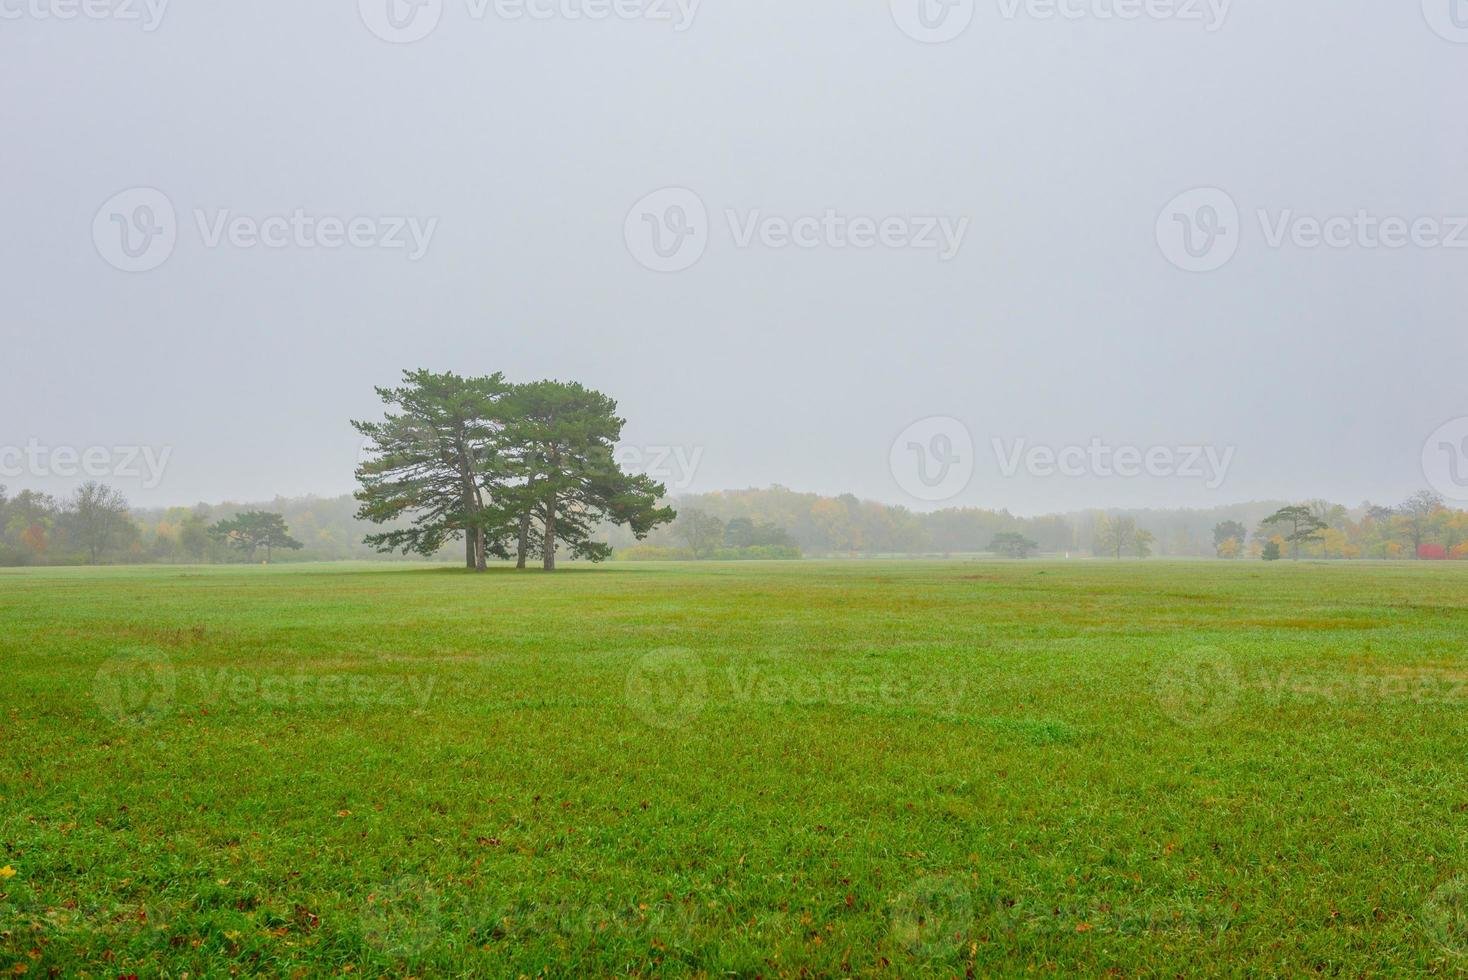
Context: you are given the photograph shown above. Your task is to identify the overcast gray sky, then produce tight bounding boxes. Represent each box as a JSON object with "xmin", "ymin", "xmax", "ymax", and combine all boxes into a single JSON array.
[{"xmin": 3, "ymin": 0, "xmax": 1465, "ymax": 514}]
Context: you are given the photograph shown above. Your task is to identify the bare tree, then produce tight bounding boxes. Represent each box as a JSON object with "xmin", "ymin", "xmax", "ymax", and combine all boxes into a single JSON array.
[
  {"xmin": 1398, "ymin": 490, "xmax": 1445, "ymax": 559},
  {"xmin": 1094, "ymin": 514, "xmax": 1140, "ymax": 559},
  {"xmin": 674, "ymin": 508, "xmax": 725, "ymax": 560},
  {"xmin": 66, "ymin": 482, "xmax": 130, "ymax": 565}
]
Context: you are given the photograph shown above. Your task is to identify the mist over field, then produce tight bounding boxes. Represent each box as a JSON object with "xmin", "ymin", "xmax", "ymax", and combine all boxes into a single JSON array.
[
  {"xmin": 3, "ymin": 0, "xmax": 1465, "ymax": 516},
  {"xmin": 5, "ymin": 6, "xmax": 1468, "ymax": 976}
]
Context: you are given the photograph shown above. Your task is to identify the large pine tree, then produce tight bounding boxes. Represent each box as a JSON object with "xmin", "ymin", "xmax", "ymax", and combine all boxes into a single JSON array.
[
  {"xmin": 354, "ymin": 372, "xmax": 675, "ymax": 571},
  {"xmin": 353, "ymin": 370, "xmax": 513, "ymax": 571},
  {"xmin": 500, "ymin": 380, "xmax": 674, "ymax": 570}
]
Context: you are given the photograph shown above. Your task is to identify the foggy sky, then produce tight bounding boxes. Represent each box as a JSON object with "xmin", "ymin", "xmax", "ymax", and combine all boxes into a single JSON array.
[{"xmin": 3, "ymin": 0, "xmax": 1465, "ymax": 515}]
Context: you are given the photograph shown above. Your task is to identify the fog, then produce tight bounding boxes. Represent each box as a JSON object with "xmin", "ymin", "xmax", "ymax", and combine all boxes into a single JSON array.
[{"xmin": 3, "ymin": 0, "xmax": 1465, "ymax": 514}]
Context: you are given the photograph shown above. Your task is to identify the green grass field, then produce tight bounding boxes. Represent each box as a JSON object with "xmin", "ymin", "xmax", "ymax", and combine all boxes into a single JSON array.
[{"xmin": 4, "ymin": 560, "xmax": 1468, "ymax": 976}]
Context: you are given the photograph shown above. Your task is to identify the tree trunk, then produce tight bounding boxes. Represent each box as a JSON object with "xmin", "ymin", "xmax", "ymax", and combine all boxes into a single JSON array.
[
  {"xmin": 475, "ymin": 528, "xmax": 487, "ymax": 572},
  {"xmin": 466, "ymin": 531, "xmax": 476, "ymax": 569},
  {"xmin": 516, "ymin": 512, "xmax": 530, "ymax": 570},
  {"xmin": 542, "ymin": 499, "xmax": 557, "ymax": 571}
]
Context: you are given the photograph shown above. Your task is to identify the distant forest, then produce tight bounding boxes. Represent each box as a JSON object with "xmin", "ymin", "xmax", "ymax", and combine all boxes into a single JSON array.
[{"xmin": 3, "ymin": 483, "xmax": 1464, "ymax": 566}]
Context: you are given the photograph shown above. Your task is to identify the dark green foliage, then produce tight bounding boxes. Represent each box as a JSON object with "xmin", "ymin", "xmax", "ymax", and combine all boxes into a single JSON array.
[
  {"xmin": 988, "ymin": 531, "xmax": 1040, "ymax": 559},
  {"xmin": 353, "ymin": 370, "xmax": 515, "ymax": 571},
  {"xmin": 208, "ymin": 511, "xmax": 304, "ymax": 563},
  {"xmin": 1260, "ymin": 506, "xmax": 1329, "ymax": 560},
  {"xmin": 674, "ymin": 508, "xmax": 725, "ymax": 559},
  {"xmin": 1213, "ymin": 520, "xmax": 1249, "ymax": 554},
  {"xmin": 354, "ymin": 373, "xmax": 674, "ymax": 572},
  {"xmin": 500, "ymin": 380, "xmax": 674, "ymax": 570}
]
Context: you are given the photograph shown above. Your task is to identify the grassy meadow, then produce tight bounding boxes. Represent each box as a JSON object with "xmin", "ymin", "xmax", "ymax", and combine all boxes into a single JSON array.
[{"xmin": 3, "ymin": 559, "xmax": 1468, "ymax": 976}]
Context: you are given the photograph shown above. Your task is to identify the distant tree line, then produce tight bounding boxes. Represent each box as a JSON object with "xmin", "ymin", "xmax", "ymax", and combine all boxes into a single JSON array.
[
  {"xmin": 1214, "ymin": 491, "xmax": 1468, "ymax": 561},
  {"xmin": 615, "ymin": 487, "xmax": 1468, "ymax": 562},
  {"xmin": 618, "ymin": 508, "xmax": 802, "ymax": 561},
  {"xmin": 0, "ymin": 481, "xmax": 146, "ymax": 566},
  {"xmin": 613, "ymin": 488, "xmax": 1084, "ymax": 559},
  {"xmin": 0, "ymin": 482, "xmax": 308, "ymax": 566},
  {"xmin": 5, "ymin": 479, "xmax": 1466, "ymax": 567}
]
